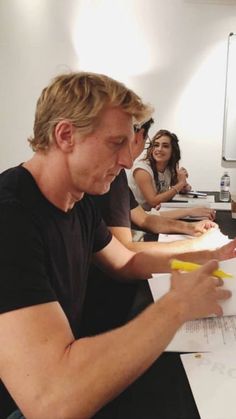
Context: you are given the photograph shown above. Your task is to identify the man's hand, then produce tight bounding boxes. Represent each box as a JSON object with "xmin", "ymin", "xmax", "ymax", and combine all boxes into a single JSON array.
[
  {"xmin": 189, "ymin": 227, "xmax": 232, "ymax": 251},
  {"xmin": 169, "ymin": 259, "xmax": 232, "ymax": 321},
  {"xmin": 189, "ymin": 219, "xmax": 218, "ymax": 236},
  {"xmin": 188, "ymin": 207, "xmax": 216, "ymax": 221},
  {"xmin": 214, "ymin": 237, "xmax": 236, "ymax": 261}
]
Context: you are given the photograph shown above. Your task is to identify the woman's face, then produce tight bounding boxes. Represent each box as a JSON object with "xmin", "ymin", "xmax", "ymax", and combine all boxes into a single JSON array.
[{"xmin": 151, "ymin": 135, "xmax": 172, "ymax": 164}]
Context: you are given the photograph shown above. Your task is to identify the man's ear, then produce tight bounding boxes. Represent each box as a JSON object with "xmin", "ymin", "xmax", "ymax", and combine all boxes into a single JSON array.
[
  {"xmin": 132, "ymin": 129, "xmax": 145, "ymax": 160},
  {"xmin": 134, "ymin": 129, "xmax": 145, "ymax": 147},
  {"xmin": 134, "ymin": 128, "xmax": 145, "ymax": 143},
  {"xmin": 54, "ymin": 120, "xmax": 75, "ymax": 152}
]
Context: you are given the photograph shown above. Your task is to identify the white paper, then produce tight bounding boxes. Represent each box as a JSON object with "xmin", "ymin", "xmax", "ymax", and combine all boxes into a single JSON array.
[
  {"xmin": 160, "ymin": 195, "xmax": 232, "ymax": 212},
  {"xmin": 210, "ymin": 202, "xmax": 231, "ymax": 211},
  {"xmin": 158, "ymin": 233, "xmax": 194, "ymax": 242},
  {"xmin": 150, "ymin": 204, "xmax": 212, "ymax": 220},
  {"xmin": 158, "ymin": 229, "xmax": 231, "ymax": 250},
  {"xmin": 160, "ymin": 201, "xmax": 211, "ymax": 209},
  {"xmin": 149, "ymin": 272, "xmax": 236, "ymax": 318},
  {"xmin": 160, "ymin": 194, "xmax": 215, "ymax": 210},
  {"xmin": 181, "ymin": 351, "xmax": 236, "ymax": 419},
  {"xmin": 149, "ymin": 259, "xmax": 236, "ymax": 317},
  {"xmin": 148, "ymin": 258, "xmax": 236, "ymax": 351},
  {"xmin": 173, "ymin": 194, "xmax": 215, "ymax": 203},
  {"xmin": 164, "ymin": 316, "xmax": 236, "ymax": 352}
]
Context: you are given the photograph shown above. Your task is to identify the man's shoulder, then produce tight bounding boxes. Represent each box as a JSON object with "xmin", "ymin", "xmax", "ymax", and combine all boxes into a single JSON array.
[
  {"xmin": 0, "ymin": 165, "xmax": 41, "ymax": 215},
  {"xmin": 0, "ymin": 167, "xmax": 43, "ymax": 240},
  {"xmin": 0, "ymin": 165, "xmax": 23, "ymax": 203}
]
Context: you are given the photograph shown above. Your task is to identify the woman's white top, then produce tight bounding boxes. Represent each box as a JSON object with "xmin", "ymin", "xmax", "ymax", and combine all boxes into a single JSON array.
[{"xmin": 127, "ymin": 158, "xmax": 171, "ymax": 211}]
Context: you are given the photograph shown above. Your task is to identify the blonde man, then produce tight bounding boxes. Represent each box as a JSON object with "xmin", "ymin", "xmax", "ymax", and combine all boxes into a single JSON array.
[{"xmin": 0, "ymin": 72, "xmax": 234, "ymax": 419}]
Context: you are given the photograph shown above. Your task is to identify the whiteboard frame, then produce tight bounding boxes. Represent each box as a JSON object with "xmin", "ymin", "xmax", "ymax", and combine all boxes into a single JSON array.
[{"xmin": 222, "ymin": 32, "xmax": 236, "ymax": 162}]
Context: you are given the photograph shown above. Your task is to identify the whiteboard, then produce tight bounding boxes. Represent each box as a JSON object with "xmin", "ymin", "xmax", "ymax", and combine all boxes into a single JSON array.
[{"xmin": 222, "ymin": 33, "xmax": 236, "ymax": 161}]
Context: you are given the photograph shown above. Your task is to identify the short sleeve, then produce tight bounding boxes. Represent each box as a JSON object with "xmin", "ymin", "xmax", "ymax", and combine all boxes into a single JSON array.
[
  {"xmin": 132, "ymin": 159, "xmax": 153, "ymax": 178},
  {"xmin": 129, "ymin": 188, "xmax": 139, "ymax": 210},
  {"xmin": 0, "ymin": 202, "xmax": 56, "ymax": 314},
  {"xmin": 92, "ymin": 170, "xmax": 131, "ymax": 228},
  {"xmin": 92, "ymin": 216, "xmax": 112, "ymax": 253}
]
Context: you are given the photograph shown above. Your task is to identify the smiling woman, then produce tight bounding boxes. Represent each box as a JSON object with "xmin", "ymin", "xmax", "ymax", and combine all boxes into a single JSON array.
[{"xmin": 128, "ymin": 129, "xmax": 191, "ymax": 210}]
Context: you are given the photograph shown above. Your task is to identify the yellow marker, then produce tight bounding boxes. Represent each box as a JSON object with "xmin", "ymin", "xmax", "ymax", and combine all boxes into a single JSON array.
[{"xmin": 170, "ymin": 259, "xmax": 233, "ymax": 279}]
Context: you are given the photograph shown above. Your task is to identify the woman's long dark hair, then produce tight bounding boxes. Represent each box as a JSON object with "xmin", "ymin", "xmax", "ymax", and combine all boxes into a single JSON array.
[{"xmin": 143, "ymin": 129, "xmax": 181, "ymax": 189}]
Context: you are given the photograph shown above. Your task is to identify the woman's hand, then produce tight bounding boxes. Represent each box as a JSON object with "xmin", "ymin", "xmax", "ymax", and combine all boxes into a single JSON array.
[
  {"xmin": 178, "ymin": 167, "xmax": 188, "ymax": 178},
  {"xmin": 180, "ymin": 183, "xmax": 192, "ymax": 193},
  {"xmin": 176, "ymin": 167, "xmax": 188, "ymax": 184},
  {"xmin": 175, "ymin": 167, "xmax": 189, "ymax": 191}
]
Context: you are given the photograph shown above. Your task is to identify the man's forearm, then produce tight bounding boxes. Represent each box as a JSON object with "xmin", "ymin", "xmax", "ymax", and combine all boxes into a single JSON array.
[
  {"xmin": 62, "ymin": 256, "xmax": 230, "ymax": 419},
  {"xmin": 125, "ymin": 236, "xmax": 205, "ymax": 257},
  {"xmin": 40, "ymin": 295, "xmax": 184, "ymax": 419},
  {"xmin": 142, "ymin": 214, "xmax": 193, "ymax": 235},
  {"xmin": 124, "ymin": 246, "xmax": 215, "ymax": 276}
]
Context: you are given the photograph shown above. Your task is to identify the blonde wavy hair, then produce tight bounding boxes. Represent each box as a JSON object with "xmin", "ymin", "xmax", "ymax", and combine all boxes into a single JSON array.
[{"xmin": 28, "ymin": 72, "xmax": 153, "ymax": 152}]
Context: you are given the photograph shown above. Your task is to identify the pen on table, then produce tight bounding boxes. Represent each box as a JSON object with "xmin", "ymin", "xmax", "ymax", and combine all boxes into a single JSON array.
[
  {"xmin": 171, "ymin": 200, "xmax": 189, "ymax": 203},
  {"xmin": 170, "ymin": 259, "xmax": 233, "ymax": 279}
]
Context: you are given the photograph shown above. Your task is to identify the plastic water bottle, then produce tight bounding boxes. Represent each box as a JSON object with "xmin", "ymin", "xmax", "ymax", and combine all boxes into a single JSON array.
[{"xmin": 220, "ymin": 171, "xmax": 230, "ymax": 201}]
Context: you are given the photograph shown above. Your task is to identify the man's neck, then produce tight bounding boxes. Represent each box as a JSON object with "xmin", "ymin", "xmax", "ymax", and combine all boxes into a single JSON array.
[{"xmin": 23, "ymin": 154, "xmax": 84, "ymax": 212}]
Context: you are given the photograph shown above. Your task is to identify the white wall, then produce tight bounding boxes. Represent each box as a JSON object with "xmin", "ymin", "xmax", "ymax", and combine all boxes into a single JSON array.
[{"xmin": 1, "ymin": 0, "xmax": 236, "ymax": 191}]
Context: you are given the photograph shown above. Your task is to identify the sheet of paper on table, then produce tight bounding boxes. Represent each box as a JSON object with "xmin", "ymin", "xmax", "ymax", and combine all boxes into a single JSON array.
[
  {"xmin": 160, "ymin": 202, "xmax": 231, "ymax": 211},
  {"xmin": 158, "ymin": 233, "xmax": 194, "ymax": 242},
  {"xmin": 211, "ymin": 202, "xmax": 231, "ymax": 210},
  {"xmin": 162, "ymin": 194, "xmax": 215, "ymax": 208},
  {"xmin": 159, "ymin": 193, "xmax": 231, "ymax": 211},
  {"xmin": 158, "ymin": 228, "xmax": 230, "ymax": 248},
  {"xmin": 180, "ymin": 351, "xmax": 236, "ymax": 419},
  {"xmin": 148, "ymin": 258, "xmax": 236, "ymax": 352},
  {"xmin": 172, "ymin": 194, "xmax": 215, "ymax": 203}
]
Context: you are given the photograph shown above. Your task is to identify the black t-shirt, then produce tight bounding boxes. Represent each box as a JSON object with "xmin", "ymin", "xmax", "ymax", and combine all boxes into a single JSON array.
[
  {"xmin": 0, "ymin": 165, "xmax": 112, "ymax": 417},
  {"xmin": 92, "ymin": 169, "xmax": 138, "ymax": 227}
]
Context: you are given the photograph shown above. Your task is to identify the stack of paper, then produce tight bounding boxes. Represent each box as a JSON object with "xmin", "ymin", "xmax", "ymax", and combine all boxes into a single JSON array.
[
  {"xmin": 158, "ymin": 229, "xmax": 230, "ymax": 250},
  {"xmin": 148, "ymin": 258, "xmax": 236, "ymax": 352},
  {"xmin": 149, "ymin": 256, "xmax": 236, "ymax": 419},
  {"xmin": 160, "ymin": 194, "xmax": 231, "ymax": 211},
  {"xmin": 161, "ymin": 201, "xmax": 211, "ymax": 209},
  {"xmin": 180, "ymin": 352, "xmax": 236, "ymax": 419}
]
